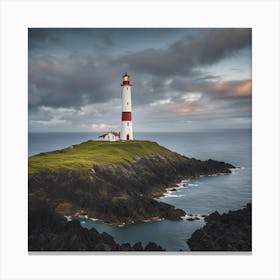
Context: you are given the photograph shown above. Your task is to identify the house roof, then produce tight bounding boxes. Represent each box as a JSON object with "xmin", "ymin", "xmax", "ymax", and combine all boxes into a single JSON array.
[
  {"xmin": 98, "ymin": 133, "xmax": 107, "ymax": 138},
  {"xmin": 98, "ymin": 131, "xmax": 120, "ymax": 138}
]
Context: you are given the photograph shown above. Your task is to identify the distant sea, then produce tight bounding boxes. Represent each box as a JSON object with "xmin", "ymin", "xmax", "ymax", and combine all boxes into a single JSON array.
[{"xmin": 28, "ymin": 129, "xmax": 252, "ymax": 251}]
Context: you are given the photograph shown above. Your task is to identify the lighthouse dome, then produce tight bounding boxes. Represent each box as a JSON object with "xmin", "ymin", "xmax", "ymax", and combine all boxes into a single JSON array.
[{"xmin": 123, "ymin": 72, "xmax": 129, "ymax": 81}]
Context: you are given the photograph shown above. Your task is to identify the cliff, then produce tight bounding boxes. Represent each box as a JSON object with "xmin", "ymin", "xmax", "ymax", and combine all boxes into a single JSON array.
[
  {"xmin": 29, "ymin": 140, "xmax": 234, "ymax": 225},
  {"xmin": 187, "ymin": 203, "xmax": 252, "ymax": 251}
]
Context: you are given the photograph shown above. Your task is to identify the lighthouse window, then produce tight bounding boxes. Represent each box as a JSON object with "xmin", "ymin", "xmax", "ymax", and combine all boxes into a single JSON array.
[
  {"xmin": 127, "ymin": 123, "xmax": 129, "ymax": 126},
  {"xmin": 127, "ymin": 102, "xmax": 128, "ymax": 105}
]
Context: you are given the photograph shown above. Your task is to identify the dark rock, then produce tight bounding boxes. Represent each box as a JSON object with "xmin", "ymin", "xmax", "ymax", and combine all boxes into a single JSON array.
[
  {"xmin": 120, "ymin": 243, "xmax": 132, "ymax": 251},
  {"xmin": 204, "ymin": 211, "xmax": 221, "ymax": 224},
  {"xmin": 170, "ymin": 188, "xmax": 177, "ymax": 191},
  {"xmin": 187, "ymin": 204, "xmax": 252, "ymax": 251},
  {"xmin": 94, "ymin": 242, "xmax": 106, "ymax": 251},
  {"xmin": 101, "ymin": 232, "xmax": 119, "ymax": 251},
  {"xmin": 28, "ymin": 201, "xmax": 165, "ymax": 251},
  {"xmin": 144, "ymin": 242, "xmax": 165, "ymax": 251},
  {"xmin": 187, "ymin": 217, "xmax": 200, "ymax": 221},
  {"xmin": 132, "ymin": 242, "xmax": 144, "ymax": 251}
]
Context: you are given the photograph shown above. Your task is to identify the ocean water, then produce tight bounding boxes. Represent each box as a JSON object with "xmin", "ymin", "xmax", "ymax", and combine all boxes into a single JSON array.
[{"xmin": 28, "ymin": 130, "xmax": 252, "ymax": 251}]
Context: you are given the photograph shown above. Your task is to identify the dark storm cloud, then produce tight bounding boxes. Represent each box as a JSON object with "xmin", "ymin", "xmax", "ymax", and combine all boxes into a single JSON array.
[
  {"xmin": 194, "ymin": 74, "xmax": 221, "ymax": 81},
  {"xmin": 28, "ymin": 28, "xmax": 251, "ymax": 131},
  {"xmin": 29, "ymin": 29, "xmax": 65, "ymax": 52},
  {"xmin": 28, "ymin": 54, "xmax": 120, "ymax": 108},
  {"xmin": 113, "ymin": 28, "xmax": 251, "ymax": 77},
  {"xmin": 28, "ymin": 28, "xmax": 115, "ymax": 52},
  {"xmin": 29, "ymin": 28, "xmax": 251, "ymax": 108}
]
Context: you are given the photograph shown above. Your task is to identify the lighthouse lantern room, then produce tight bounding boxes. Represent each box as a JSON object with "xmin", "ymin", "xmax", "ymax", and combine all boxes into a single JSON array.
[{"xmin": 120, "ymin": 72, "xmax": 133, "ymax": 141}]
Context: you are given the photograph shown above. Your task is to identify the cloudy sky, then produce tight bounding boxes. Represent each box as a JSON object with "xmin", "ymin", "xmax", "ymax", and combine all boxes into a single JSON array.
[{"xmin": 28, "ymin": 28, "xmax": 251, "ymax": 132}]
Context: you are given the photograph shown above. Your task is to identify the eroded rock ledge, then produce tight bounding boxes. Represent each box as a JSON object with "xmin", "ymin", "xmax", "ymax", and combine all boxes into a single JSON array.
[{"xmin": 187, "ymin": 203, "xmax": 252, "ymax": 251}]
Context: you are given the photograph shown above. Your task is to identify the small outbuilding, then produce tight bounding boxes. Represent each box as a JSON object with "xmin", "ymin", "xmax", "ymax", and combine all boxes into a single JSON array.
[{"xmin": 98, "ymin": 131, "xmax": 120, "ymax": 142}]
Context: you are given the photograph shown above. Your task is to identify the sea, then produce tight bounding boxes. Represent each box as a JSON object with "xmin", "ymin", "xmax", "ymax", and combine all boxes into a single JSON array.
[{"xmin": 28, "ymin": 129, "xmax": 252, "ymax": 251}]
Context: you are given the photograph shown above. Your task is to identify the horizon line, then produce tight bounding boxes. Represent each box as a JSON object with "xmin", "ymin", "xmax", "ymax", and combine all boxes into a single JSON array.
[{"xmin": 28, "ymin": 128, "xmax": 251, "ymax": 134}]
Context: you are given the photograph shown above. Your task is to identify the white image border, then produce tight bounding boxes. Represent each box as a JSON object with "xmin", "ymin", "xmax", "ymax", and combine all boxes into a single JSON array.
[{"xmin": 0, "ymin": 0, "xmax": 279, "ymax": 279}]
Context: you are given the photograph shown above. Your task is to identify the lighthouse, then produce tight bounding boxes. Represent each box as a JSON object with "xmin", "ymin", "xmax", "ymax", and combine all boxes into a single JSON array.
[{"xmin": 120, "ymin": 72, "xmax": 133, "ymax": 141}]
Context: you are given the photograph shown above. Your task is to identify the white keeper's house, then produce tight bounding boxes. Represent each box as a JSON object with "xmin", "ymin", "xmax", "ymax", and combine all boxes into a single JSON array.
[{"xmin": 98, "ymin": 131, "xmax": 120, "ymax": 142}]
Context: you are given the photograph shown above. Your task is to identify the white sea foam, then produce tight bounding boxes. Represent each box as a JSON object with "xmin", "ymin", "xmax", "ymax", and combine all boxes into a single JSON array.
[
  {"xmin": 181, "ymin": 180, "xmax": 189, "ymax": 184},
  {"xmin": 233, "ymin": 166, "xmax": 245, "ymax": 171},
  {"xmin": 159, "ymin": 180, "xmax": 190, "ymax": 199},
  {"xmin": 65, "ymin": 216, "xmax": 72, "ymax": 222},
  {"xmin": 143, "ymin": 218, "xmax": 164, "ymax": 223},
  {"xmin": 181, "ymin": 214, "xmax": 191, "ymax": 219},
  {"xmin": 188, "ymin": 183, "xmax": 199, "ymax": 187},
  {"xmin": 160, "ymin": 169, "xmax": 229, "ymax": 199},
  {"xmin": 168, "ymin": 194, "xmax": 184, "ymax": 198},
  {"xmin": 90, "ymin": 218, "xmax": 98, "ymax": 221},
  {"xmin": 78, "ymin": 215, "xmax": 88, "ymax": 219},
  {"xmin": 175, "ymin": 184, "xmax": 186, "ymax": 189},
  {"xmin": 230, "ymin": 166, "xmax": 246, "ymax": 174},
  {"xmin": 161, "ymin": 191, "xmax": 184, "ymax": 198},
  {"xmin": 182, "ymin": 213, "xmax": 206, "ymax": 221}
]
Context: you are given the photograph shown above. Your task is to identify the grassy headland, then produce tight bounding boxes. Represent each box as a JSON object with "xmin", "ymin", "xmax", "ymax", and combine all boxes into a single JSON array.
[
  {"xmin": 28, "ymin": 140, "xmax": 178, "ymax": 174},
  {"xmin": 28, "ymin": 139, "xmax": 234, "ymax": 226}
]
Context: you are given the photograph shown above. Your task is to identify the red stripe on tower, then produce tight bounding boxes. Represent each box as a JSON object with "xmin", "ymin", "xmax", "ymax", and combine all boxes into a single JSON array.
[{"xmin": 122, "ymin": 112, "xmax": 132, "ymax": 121}]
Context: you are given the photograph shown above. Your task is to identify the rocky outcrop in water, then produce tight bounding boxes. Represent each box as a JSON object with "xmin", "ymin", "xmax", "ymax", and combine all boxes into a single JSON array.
[
  {"xmin": 28, "ymin": 200, "xmax": 164, "ymax": 251},
  {"xmin": 29, "ymin": 153, "xmax": 234, "ymax": 225},
  {"xmin": 187, "ymin": 203, "xmax": 252, "ymax": 251}
]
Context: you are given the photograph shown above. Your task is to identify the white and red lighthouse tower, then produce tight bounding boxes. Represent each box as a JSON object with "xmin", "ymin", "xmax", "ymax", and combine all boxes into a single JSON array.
[{"xmin": 120, "ymin": 72, "xmax": 133, "ymax": 141}]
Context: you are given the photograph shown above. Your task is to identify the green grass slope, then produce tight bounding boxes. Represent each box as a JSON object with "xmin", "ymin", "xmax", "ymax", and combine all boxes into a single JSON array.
[{"xmin": 28, "ymin": 140, "xmax": 179, "ymax": 174}]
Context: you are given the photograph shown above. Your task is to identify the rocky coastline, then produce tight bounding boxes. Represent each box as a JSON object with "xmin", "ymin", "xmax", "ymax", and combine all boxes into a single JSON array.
[
  {"xmin": 187, "ymin": 203, "xmax": 252, "ymax": 251},
  {"xmin": 29, "ymin": 146, "xmax": 234, "ymax": 226}
]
